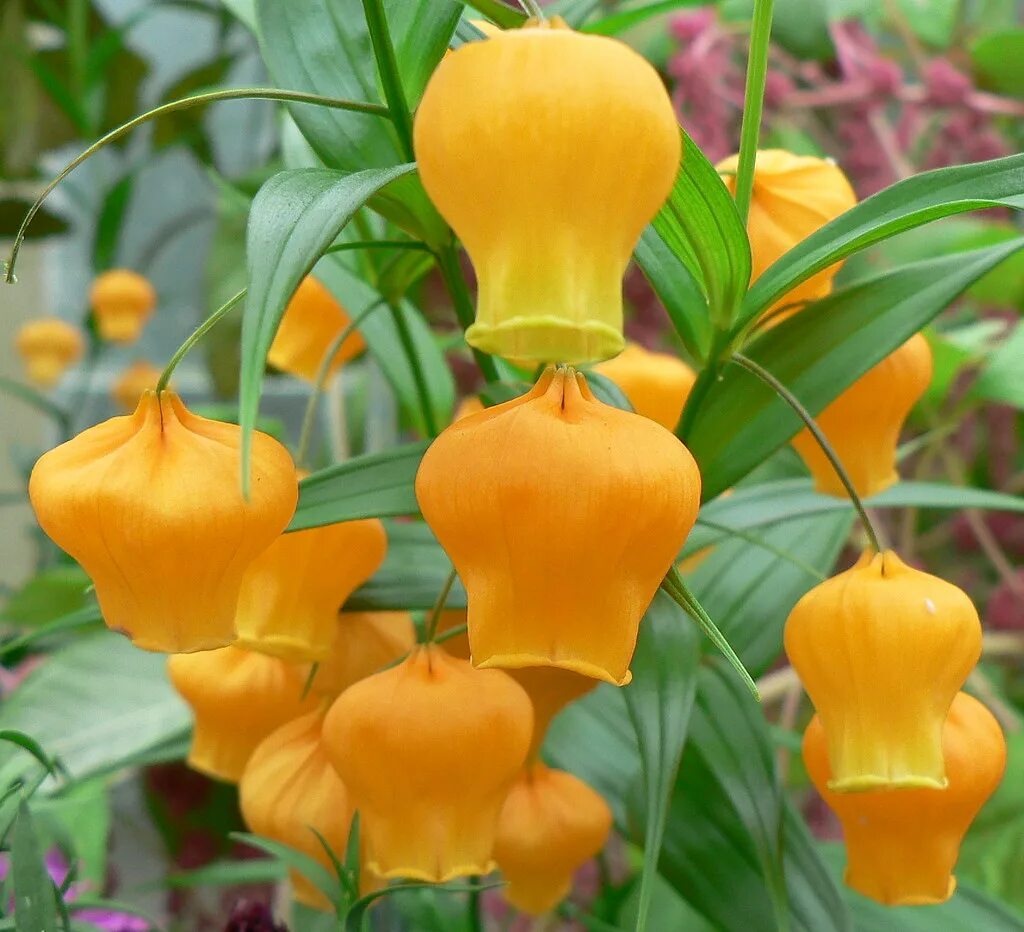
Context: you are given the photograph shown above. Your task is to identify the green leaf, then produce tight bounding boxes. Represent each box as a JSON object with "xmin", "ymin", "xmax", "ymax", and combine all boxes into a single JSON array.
[
  {"xmin": 584, "ymin": 0, "xmax": 710, "ymax": 36},
  {"xmin": 240, "ymin": 164, "xmax": 415, "ymax": 491},
  {"xmin": 1, "ymin": 568, "xmax": 91, "ymax": 626},
  {"xmin": 92, "ymin": 174, "xmax": 133, "ymax": 271},
  {"xmin": 162, "ymin": 859, "xmax": 286, "ymax": 889},
  {"xmin": 690, "ymin": 239, "xmax": 1024, "ymax": 499},
  {"xmin": 31, "ymin": 779, "xmax": 110, "ymax": 888},
  {"xmin": 0, "ymin": 377, "xmax": 70, "ymax": 434},
  {"xmin": 345, "ymin": 880, "xmax": 503, "ymax": 931},
  {"xmin": 895, "ymin": 0, "xmax": 960, "ymax": 48},
  {"xmin": 739, "ymin": 154, "xmax": 1024, "ymax": 327},
  {"xmin": 0, "ymin": 732, "xmax": 61, "ymax": 778},
  {"xmin": 0, "ymin": 604, "xmax": 104, "ymax": 661},
  {"xmin": 973, "ymin": 321, "xmax": 1024, "ymax": 409},
  {"xmin": 972, "ymin": 30, "xmax": 1024, "ymax": 98},
  {"xmin": 230, "ymin": 832, "xmax": 342, "ymax": 912},
  {"xmin": 623, "ymin": 592, "xmax": 701, "ymax": 932},
  {"xmin": 468, "ymin": 0, "xmax": 526, "ymax": 29},
  {"xmin": 12, "ymin": 802, "xmax": 60, "ymax": 932}
]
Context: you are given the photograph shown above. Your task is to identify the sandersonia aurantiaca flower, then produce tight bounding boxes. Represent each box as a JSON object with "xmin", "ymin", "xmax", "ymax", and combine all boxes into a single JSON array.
[
  {"xmin": 15, "ymin": 319, "xmax": 84, "ymax": 387},
  {"xmin": 593, "ymin": 342, "xmax": 696, "ymax": 431},
  {"xmin": 494, "ymin": 763, "xmax": 612, "ymax": 915},
  {"xmin": 267, "ymin": 277, "xmax": 366, "ymax": 382},
  {"xmin": 111, "ymin": 361, "xmax": 164, "ymax": 412},
  {"xmin": 791, "ymin": 334, "xmax": 933, "ymax": 498},
  {"xmin": 717, "ymin": 150, "xmax": 857, "ymax": 316},
  {"xmin": 509, "ymin": 667, "xmax": 597, "ymax": 763},
  {"xmin": 414, "ymin": 20, "xmax": 680, "ymax": 365},
  {"xmin": 29, "ymin": 391, "xmax": 297, "ymax": 653},
  {"xmin": 322, "ymin": 644, "xmax": 533, "ymax": 882},
  {"xmin": 89, "ymin": 269, "xmax": 156, "ymax": 343},
  {"xmin": 307, "ymin": 611, "xmax": 416, "ymax": 697},
  {"xmin": 804, "ymin": 692, "xmax": 1005, "ymax": 905},
  {"xmin": 167, "ymin": 646, "xmax": 320, "ymax": 782},
  {"xmin": 785, "ymin": 550, "xmax": 982, "ymax": 790},
  {"xmin": 240, "ymin": 709, "xmax": 358, "ymax": 910},
  {"xmin": 233, "ymin": 489, "xmax": 387, "ymax": 662},
  {"xmin": 416, "ymin": 368, "xmax": 701, "ymax": 686}
]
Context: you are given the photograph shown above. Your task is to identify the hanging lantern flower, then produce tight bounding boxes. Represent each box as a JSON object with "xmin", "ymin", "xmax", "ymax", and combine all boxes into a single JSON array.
[
  {"xmin": 416, "ymin": 368, "xmax": 701, "ymax": 686},
  {"xmin": 15, "ymin": 319, "xmax": 84, "ymax": 387},
  {"xmin": 308, "ymin": 611, "xmax": 416, "ymax": 697},
  {"xmin": 322, "ymin": 644, "xmax": 532, "ymax": 882},
  {"xmin": 717, "ymin": 150, "xmax": 857, "ymax": 317},
  {"xmin": 791, "ymin": 334, "xmax": 933, "ymax": 498},
  {"xmin": 509, "ymin": 667, "xmax": 597, "ymax": 762},
  {"xmin": 240, "ymin": 709, "xmax": 356, "ymax": 910},
  {"xmin": 111, "ymin": 360, "xmax": 164, "ymax": 412},
  {"xmin": 784, "ymin": 549, "xmax": 982, "ymax": 790},
  {"xmin": 168, "ymin": 646, "xmax": 320, "ymax": 782},
  {"xmin": 414, "ymin": 20, "xmax": 680, "ymax": 365},
  {"xmin": 89, "ymin": 269, "xmax": 157, "ymax": 343},
  {"xmin": 593, "ymin": 342, "xmax": 696, "ymax": 431},
  {"xmin": 29, "ymin": 391, "xmax": 297, "ymax": 653},
  {"xmin": 233, "ymin": 499, "xmax": 387, "ymax": 663},
  {"xmin": 494, "ymin": 763, "xmax": 612, "ymax": 915},
  {"xmin": 267, "ymin": 277, "xmax": 366, "ymax": 382},
  {"xmin": 453, "ymin": 396, "xmax": 484, "ymax": 423},
  {"xmin": 804, "ymin": 692, "xmax": 1005, "ymax": 905}
]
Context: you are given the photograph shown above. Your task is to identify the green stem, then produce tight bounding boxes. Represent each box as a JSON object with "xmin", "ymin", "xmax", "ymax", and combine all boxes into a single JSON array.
[
  {"xmin": 732, "ymin": 0, "xmax": 775, "ymax": 224},
  {"xmin": 731, "ymin": 353, "xmax": 882, "ymax": 553},
  {"xmin": 156, "ymin": 289, "xmax": 246, "ymax": 394},
  {"xmin": 694, "ymin": 518, "xmax": 826, "ymax": 581},
  {"xmin": 324, "ymin": 239, "xmax": 431, "ymax": 257},
  {"xmin": 3, "ymin": 89, "xmax": 388, "ymax": 283},
  {"xmin": 361, "ymin": 0, "xmax": 415, "ymax": 161},
  {"xmin": 433, "ymin": 623, "xmax": 468, "ymax": 647},
  {"xmin": 436, "ymin": 244, "xmax": 501, "ymax": 383},
  {"xmin": 467, "ymin": 876, "xmax": 483, "ymax": 932},
  {"xmin": 389, "ymin": 302, "xmax": 440, "ymax": 437},
  {"xmin": 424, "ymin": 567, "xmax": 459, "ymax": 643}
]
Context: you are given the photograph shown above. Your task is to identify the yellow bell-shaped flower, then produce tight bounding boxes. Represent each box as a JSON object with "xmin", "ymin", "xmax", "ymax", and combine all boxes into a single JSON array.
[
  {"xmin": 322, "ymin": 644, "xmax": 533, "ymax": 882},
  {"xmin": 792, "ymin": 334, "xmax": 933, "ymax": 498},
  {"xmin": 240, "ymin": 708, "xmax": 355, "ymax": 910},
  {"xmin": 494, "ymin": 763, "xmax": 612, "ymax": 915},
  {"xmin": 89, "ymin": 269, "xmax": 156, "ymax": 343},
  {"xmin": 593, "ymin": 342, "xmax": 696, "ymax": 431},
  {"xmin": 111, "ymin": 361, "xmax": 164, "ymax": 412},
  {"xmin": 717, "ymin": 150, "xmax": 856, "ymax": 316},
  {"xmin": 308, "ymin": 611, "xmax": 416, "ymax": 697},
  {"xmin": 267, "ymin": 277, "xmax": 366, "ymax": 382},
  {"xmin": 784, "ymin": 549, "xmax": 982, "ymax": 790},
  {"xmin": 29, "ymin": 391, "xmax": 297, "ymax": 652},
  {"xmin": 233, "ymin": 501, "xmax": 387, "ymax": 663},
  {"xmin": 168, "ymin": 646, "xmax": 320, "ymax": 782},
  {"xmin": 509, "ymin": 667, "xmax": 597, "ymax": 762},
  {"xmin": 414, "ymin": 21, "xmax": 680, "ymax": 365},
  {"xmin": 15, "ymin": 319, "xmax": 84, "ymax": 387},
  {"xmin": 416, "ymin": 368, "xmax": 701, "ymax": 686},
  {"xmin": 804, "ymin": 692, "xmax": 1006, "ymax": 905}
]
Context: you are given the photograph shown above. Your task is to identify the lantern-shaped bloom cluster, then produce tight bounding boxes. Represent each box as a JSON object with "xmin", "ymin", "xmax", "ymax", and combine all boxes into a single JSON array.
[
  {"xmin": 15, "ymin": 319, "xmax": 84, "ymax": 387},
  {"xmin": 89, "ymin": 269, "xmax": 156, "ymax": 343}
]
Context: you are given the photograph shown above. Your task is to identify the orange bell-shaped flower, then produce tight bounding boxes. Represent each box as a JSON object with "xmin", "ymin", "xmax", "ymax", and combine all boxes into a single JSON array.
[
  {"xmin": 494, "ymin": 763, "xmax": 612, "ymax": 915},
  {"xmin": 785, "ymin": 549, "xmax": 982, "ymax": 790},
  {"xmin": 111, "ymin": 361, "xmax": 164, "ymax": 411},
  {"xmin": 29, "ymin": 391, "xmax": 297, "ymax": 652},
  {"xmin": 718, "ymin": 150, "xmax": 856, "ymax": 316},
  {"xmin": 414, "ymin": 21, "xmax": 680, "ymax": 365},
  {"xmin": 593, "ymin": 342, "xmax": 696, "ymax": 431},
  {"xmin": 168, "ymin": 646, "xmax": 320, "ymax": 782},
  {"xmin": 509, "ymin": 667, "xmax": 597, "ymax": 762},
  {"xmin": 233, "ymin": 501, "xmax": 387, "ymax": 663},
  {"xmin": 308, "ymin": 611, "xmax": 416, "ymax": 697},
  {"xmin": 322, "ymin": 644, "xmax": 532, "ymax": 882},
  {"xmin": 792, "ymin": 334, "xmax": 933, "ymax": 498},
  {"xmin": 267, "ymin": 277, "xmax": 366, "ymax": 382},
  {"xmin": 89, "ymin": 269, "xmax": 156, "ymax": 342},
  {"xmin": 240, "ymin": 709, "xmax": 355, "ymax": 910},
  {"xmin": 804, "ymin": 692, "xmax": 1006, "ymax": 905},
  {"xmin": 416, "ymin": 368, "xmax": 701, "ymax": 686},
  {"xmin": 15, "ymin": 319, "xmax": 84, "ymax": 387}
]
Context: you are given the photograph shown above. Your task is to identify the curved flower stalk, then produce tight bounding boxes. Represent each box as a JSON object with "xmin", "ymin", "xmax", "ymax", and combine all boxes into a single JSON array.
[
  {"xmin": 28, "ymin": 391, "xmax": 297, "ymax": 652},
  {"xmin": 15, "ymin": 319, "xmax": 84, "ymax": 387},
  {"xmin": 785, "ymin": 550, "xmax": 982, "ymax": 790},
  {"xmin": 416, "ymin": 368, "xmax": 701, "ymax": 685},
  {"xmin": 308, "ymin": 611, "xmax": 417, "ymax": 697},
  {"xmin": 594, "ymin": 342, "xmax": 696, "ymax": 431},
  {"xmin": 89, "ymin": 270, "xmax": 156, "ymax": 343},
  {"xmin": 414, "ymin": 20, "xmax": 680, "ymax": 365}
]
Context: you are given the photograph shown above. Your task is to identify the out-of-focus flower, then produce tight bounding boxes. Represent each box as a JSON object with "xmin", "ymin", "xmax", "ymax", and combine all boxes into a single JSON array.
[
  {"xmin": 111, "ymin": 361, "xmax": 164, "ymax": 412},
  {"xmin": 415, "ymin": 20, "xmax": 680, "ymax": 365},
  {"xmin": 308, "ymin": 611, "xmax": 416, "ymax": 697},
  {"xmin": 29, "ymin": 391, "xmax": 297, "ymax": 653},
  {"xmin": 785, "ymin": 550, "xmax": 981, "ymax": 790},
  {"xmin": 594, "ymin": 342, "xmax": 696, "ymax": 431},
  {"xmin": 15, "ymin": 319, "xmax": 84, "ymax": 387},
  {"xmin": 223, "ymin": 900, "xmax": 288, "ymax": 932},
  {"xmin": 89, "ymin": 270, "xmax": 156, "ymax": 343},
  {"xmin": 508, "ymin": 667, "xmax": 596, "ymax": 762}
]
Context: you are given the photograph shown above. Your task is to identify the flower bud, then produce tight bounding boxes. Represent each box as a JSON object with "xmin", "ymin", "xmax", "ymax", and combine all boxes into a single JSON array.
[
  {"xmin": 415, "ymin": 21, "xmax": 680, "ymax": 365},
  {"xmin": 29, "ymin": 391, "xmax": 297, "ymax": 652},
  {"xmin": 268, "ymin": 277, "xmax": 365, "ymax": 382},
  {"xmin": 111, "ymin": 361, "xmax": 164, "ymax": 412},
  {"xmin": 804, "ymin": 692, "xmax": 1005, "ymax": 905},
  {"xmin": 416, "ymin": 368, "xmax": 701, "ymax": 685},
  {"xmin": 168, "ymin": 646, "xmax": 320, "ymax": 782},
  {"xmin": 308, "ymin": 611, "xmax": 416, "ymax": 697},
  {"xmin": 785, "ymin": 550, "xmax": 982, "ymax": 790},
  {"xmin": 15, "ymin": 319, "xmax": 84, "ymax": 387},
  {"xmin": 593, "ymin": 342, "xmax": 696, "ymax": 431},
  {"xmin": 89, "ymin": 270, "xmax": 156, "ymax": 343},
  {"xmin": 494, "ymin": 763, "xmax": 612, "ymax": 915},
  {"xmin": 322, "ymin": 645, "xmax": 532, "ymax": 882},
  {"xmin": 792, "ymin": 334, "xmax": 932, "ymax": 498}
]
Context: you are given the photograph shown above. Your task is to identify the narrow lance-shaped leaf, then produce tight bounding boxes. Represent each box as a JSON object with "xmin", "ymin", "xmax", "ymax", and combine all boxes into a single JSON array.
[{"xmin": 12, "ymin": 802, "xmax": 61, "ymax": 932}]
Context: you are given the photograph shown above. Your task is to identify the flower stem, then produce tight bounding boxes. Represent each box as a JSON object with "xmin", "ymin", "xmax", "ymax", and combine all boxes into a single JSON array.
[
  {"xmin": 435, "ymin": 244, "xmax": 501, "ymax": 383},
  {"xmin": 731, "ymin": 353, "xmax": 882, "ymax": 553},
  {"xmin": 156, "ymin": 289, "xmax": 246, "ymax": 394},
  {"xmin": 732, "ymin": 0, "xmax": 775, "ymax": 224},
  {"xmin": 424, "ymin": 567, "xmax": 459, "ymax": 644},
  {"xmin": 361, "ymin": 0, "xmax": 415, "ymax": 161}
]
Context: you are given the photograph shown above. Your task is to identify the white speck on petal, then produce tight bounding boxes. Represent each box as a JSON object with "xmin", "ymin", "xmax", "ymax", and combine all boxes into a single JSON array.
[{"xmin": 925, "ymin": 598, "xmax": 937, "ymax": 614}]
